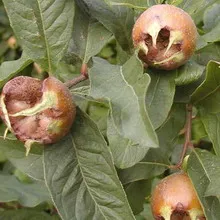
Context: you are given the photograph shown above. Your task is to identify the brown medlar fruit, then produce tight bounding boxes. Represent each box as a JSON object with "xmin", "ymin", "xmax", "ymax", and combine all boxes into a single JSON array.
[
  {"xmin": 0, "ymin": 76, "xmax": 76, "ymax": 154},
  {"xmin": 151, "ymin": 172, "xmax": 205, "ymax": 220},
  {"xmin": 132, "ymin": 4, "xmax": 197, "ymax": 70}
]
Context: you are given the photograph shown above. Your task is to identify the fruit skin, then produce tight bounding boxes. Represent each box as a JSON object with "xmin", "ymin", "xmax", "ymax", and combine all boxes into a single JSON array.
[
  {"xmin": 151, "ymin": 172, "xmax": 205, "ymax": 219},
  {"xmin": 132, "ymin": 4, "xmax": 197, "ymax": 70},
  {"xmin": 0, "ymin": 76, "xmax": 76, "ymax": 145}
]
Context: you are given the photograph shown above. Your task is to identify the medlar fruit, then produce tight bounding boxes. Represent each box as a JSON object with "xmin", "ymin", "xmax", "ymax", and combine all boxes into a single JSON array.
[
  {"xmin": 0, "ymin": 76, "xmax": 76, "ymax": 154},
  {"xmin": 132, "ymin": 4, "xmax": 197, "ymax": 70},
  {"xmin": 151, "ymin": 172, "xmax": 205, "ymax": 220}
]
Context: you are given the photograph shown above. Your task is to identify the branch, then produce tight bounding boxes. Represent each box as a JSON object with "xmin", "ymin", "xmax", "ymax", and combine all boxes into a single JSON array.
[
  {"xmin": 65, "ymin": 63, "xmax": 88, "ymax": 88},
  {"xmin": 170, "ymin": 104, "xmax": 193, "ymax": 170}
]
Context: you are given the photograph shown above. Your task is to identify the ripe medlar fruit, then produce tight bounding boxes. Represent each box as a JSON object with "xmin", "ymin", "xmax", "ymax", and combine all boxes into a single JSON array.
[
  {"xmin": 151, "ymin": 172, "xmax": 205, "ymax": 220},
  {"xmin": 132, "ymin": 4, "xmax": 197, "ymax": 70},
  {"xmin": 0, "ymin": 76, "xmax": 76, "ymax": 154}
]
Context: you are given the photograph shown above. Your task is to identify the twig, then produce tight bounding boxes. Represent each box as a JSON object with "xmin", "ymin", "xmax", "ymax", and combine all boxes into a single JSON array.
[
  {"xmin": 170, "ymin": 104, "xmax": 193, "ymax": 170},
  {"xmin": 65, "ymin": 63, "xmax": 88, "ymax": 88}
]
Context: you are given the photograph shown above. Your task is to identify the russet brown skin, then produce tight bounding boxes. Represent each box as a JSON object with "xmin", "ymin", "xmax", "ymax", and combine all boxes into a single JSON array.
[
  {"xmin": 0, "ymin": 76, "xmax": 76, "ymax": 144},
  {"xmin": 151, "ymin": 172, "xmax": 205, "ymax": 219},
  {"xmin": 132, "ymin": 4, "xmax": 197, "ymax": 70},
  {"xmin": 39, "ymin": 77, "xmax": 76, "ymax": 143}
]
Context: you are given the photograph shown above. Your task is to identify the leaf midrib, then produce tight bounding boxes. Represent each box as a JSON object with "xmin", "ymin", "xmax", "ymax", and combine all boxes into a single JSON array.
[{"xmin": 70, "ymin": 136, "xmax": 108, "ymax": 220}]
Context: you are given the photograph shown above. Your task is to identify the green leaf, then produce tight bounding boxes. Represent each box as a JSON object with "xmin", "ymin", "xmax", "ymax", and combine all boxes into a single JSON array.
[
  {"xmin": 9, "ymin": 155, "xmax": 44, "ymax": 181},
  {"xmin": 203, "ymin": 23, "xmax": 220, "ymax": 43},
  {"xmin": 119, "ymin": 104, "xmax": 185, "ymax": 184},
  {"xmin": 0, "ymin": 132, "xmax": 44, "ymax": 181},
  {"xmin": 187, "ymin": 149, "xmax": 220, "ymax": 219},
  {"xmin": 191, "ymin": 61, "xmax": 220, "ymax": 110},
  {"xmin": 165, "ymin": 0, "xmax": 183, "ymax": 6},
  {"xmin": 199, "ymin": 152, "xmax": 220, "ymax": 197},
  {"xmin": 0, "ymin": 53, "xmax": 32, "ymax": 88},
  {"xmin": 199, "ymin": 110, "xmax": 220, "ymax": 156},
  {"xmin": 54, "ymin": 61, "xmax": 80, "ymax": 82},
  {"xmin": 203, "ymin": 3, "xmax": 220, "ymax": 32},
  {"xmin": 194, "ymin": 42, "xmax": 220, "ymax": 66},
  {"xmin": 156, "ymin": 104, "xmax": 186, "ymax": 160},
  {"xmin": 44, "ymin": 109, "xmax": 135, "ymax": 220},
  {"xmin": 196, "ymin": 35, "xmax": 208, "ymax": 51},
  {"xmin": 135, "ymin": 203, "xmax": 154, "ymax": 220},
  {"xmin": 175, "ymin": 60, "xmax": 205, "ymax": 86},
  {"xmin": 118, "ymin": 158, "xmax": 168, "ymax": 185},
  {"xmin": 80, "ymin": 0, "xmax": 134, "ymax": 52},
  {"xmin": 0, "ymin": 209, "xmax": 60, "ymax": 220},
  {"xmin": 190, "ymin": 61, "xmax": 220, "ymax": 156},
  {"xmin": 0, "ymin": 41, "xmax": 9, "ymax": 57},
  {"xmin": 107, "ymin": 116, "xmax": 147, "ymax": 169},
  {"xmin": 3, "ymin": 0, "xmax": 75, "ymax": 73},
  {"xmin": 66, "ymin": 4, "xmax": 112, "ymax": 64},
  {"xmin": 146, "ymin": 69, "xmax": 176, "ymax": 129},
  {"xmin": 87, "ymin": 101, "xmax": 109, "ymax": 137},
  {"xmin": 90, "ymin": 56, "xmax": 158, "ymax": 167},
  {"xmin": 192, "ymin": 115, "xmax": 207, "ymax": 142},
  {"xmin": 0, "ymin": 173, "xmax": 50, "ymax": 207},
  {"xmin": 178, "ymin": 0, "xmax": 218, "ymax": 23},
  {"xmin": 108, "ymin": 0, "xmax": 162, "ymax": 9},
  {"xmin": 0, "ymin": 137, "xmax": 42, "ymax": 158},
  {"xmin": 124, "ymin": 180, "xmax": 151, "ymax": 215}
]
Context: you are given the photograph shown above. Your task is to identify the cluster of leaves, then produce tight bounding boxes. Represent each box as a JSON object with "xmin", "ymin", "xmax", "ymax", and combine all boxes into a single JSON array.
[{"xmin": 0, "ymin": 0, "xmax": 219, "ymax": 219}]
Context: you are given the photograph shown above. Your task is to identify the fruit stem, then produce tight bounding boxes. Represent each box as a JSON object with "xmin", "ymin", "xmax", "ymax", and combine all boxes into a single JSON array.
[
  {"xmin": 65, "ymin": 63, "xmax": 88, "ymax": 88},
  {"xmin": 170, "ymin": 104, "xmax": 193, "ymax": 170}
]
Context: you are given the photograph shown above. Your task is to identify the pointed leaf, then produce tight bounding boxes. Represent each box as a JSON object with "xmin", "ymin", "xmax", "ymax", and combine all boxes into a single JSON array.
[
  {"xmin": 187, "ymin": 149, "xmax": 220, "ymax": 219},
  {"xmin": 124, "ymin": 180, "xmax": 152, "ymax": 215},
  {"xmin": 194, "ymin": 42, "xmax": 220, "ymax": 66},
  {"xmin": 175, "ymin": 60, "xmax": 205, "ymax": 86},
  {"xmin": 107, "ymin": 116, "xmax": 147, "ymax": 169},
  {"xmin": 0, "ymin": 173, "xmax": 50, "ymax": 207},
  {"xmin": 191, "ymin": 115, "xmax": 207, "ymax": 142},
  {"xmin": 66, "ymin": 4, "xmax": 112, "ymax": 64},
  {"xmin": 0, "ymin": 53, "xmax": 32, "ymax": 88},
  {"xmin": 199, "ymin": 110, "xmax": 220, "ymax": 156},
  {"xmin": 197, "ymin": 151, "xmax": 220, "ymax": 197},
  {"xmin": 80, "ymin": 0, "xmax": 134, "ymax": 51},
  {"xmin": 44, "ymin": 110, "xmax": 135, "ymax": 220},
  {"xmin": 146, "ymin": 69, "xmax": 176, "ymax": 129},
  {"xmin": 165, "ymin": 0, "xmax": 183, "ymax": 6},
  {"xmin": 203, "ymin": 23, "xmax": 220, "ymax": 43},
  {"xmin": 109, "ymin": 0, "xmax": 162, "ymax": 9},
  {"xmin": 186, "ymin": 61, "xmax": 220, "ymax": 155},
  {"xmin": 10, "ymin": 155, "xmax": 44, "ymax": 181},
  {"xmin": 90, "ymin": 56, "xmax": 158, "ymax": 167},
  {"xmin": 119, "ymin": 104, "xmax": 185, "ymax": 184},
  {"xmin": 3, "ymin": 0, "xmax": 75, "ymax": 72},
  {"xmin": 191, "ymin": 61, "xmax": 220, "ymax": 111},
  {"xmin": 0, "ymin": 137, "xmax": 42, "ymax": 158},
  {"xmin": 0, "ymin": 132, "xmax": 44, "ymax": 181},
  {"xmin": 178, "ymin": 0, "xmax": 218, "ymax": 22},
  {"xmin": 0, "ymin": 209, "xmax": 60, "ymax": 220},
  {"xmin": 203, "ymin": 3, "xmax": 220, "ymax": 32}
]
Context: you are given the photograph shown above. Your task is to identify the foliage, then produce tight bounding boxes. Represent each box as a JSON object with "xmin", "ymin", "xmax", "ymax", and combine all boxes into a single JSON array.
[{"xmin": 0, "ymin": 0, "xmax": 219, "ymax": 219}]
